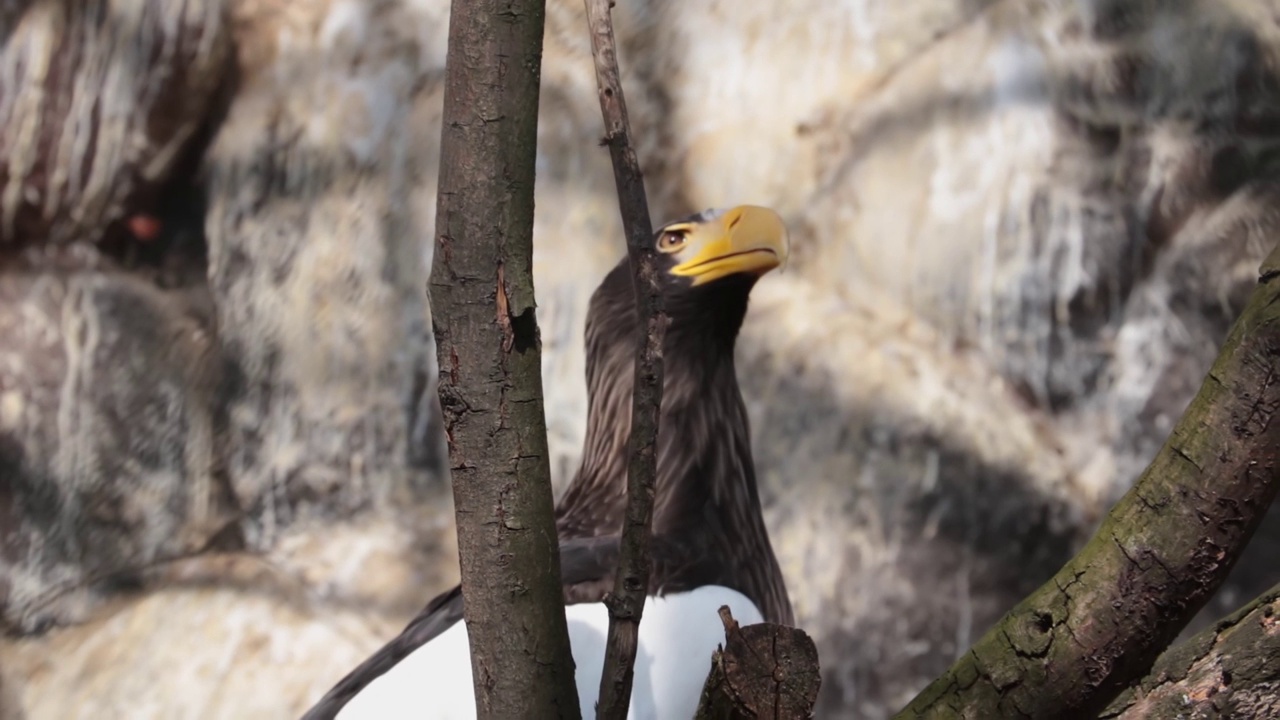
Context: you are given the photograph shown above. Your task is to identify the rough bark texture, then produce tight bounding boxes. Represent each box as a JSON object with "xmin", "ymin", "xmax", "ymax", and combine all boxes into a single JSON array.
[
  {"xmin": 7, "ymin": 1, "xmax": 1280, "ymax": 718},
  {"xmin": 581, "ymin": 0, "xmax": 667, "ymax": 716},
  {"xmin": 1100, "ymin": 583, "xmax": 1280, "ymax": 720},
  {"xmin": 694, "ymin": 607, "xmax": 821, "ymax": 720},
  {"xmin": 898, "ymin": 243, "xmax": 1280, "ymax": 718},
  {"xmin": 428, "ymin": 0, "xmax": 579, "ymax": 716}
]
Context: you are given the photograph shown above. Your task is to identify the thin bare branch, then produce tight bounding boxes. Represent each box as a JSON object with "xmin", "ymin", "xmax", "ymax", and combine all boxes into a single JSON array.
[{"xmin": 581, "ymin": 0, "xmax": 669, "ymax": 716}]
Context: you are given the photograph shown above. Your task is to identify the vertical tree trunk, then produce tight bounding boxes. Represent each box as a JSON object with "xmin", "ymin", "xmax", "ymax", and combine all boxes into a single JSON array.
[{"xmin": 429, "ymin": 0, "xmax": 580, "ymax": 717}]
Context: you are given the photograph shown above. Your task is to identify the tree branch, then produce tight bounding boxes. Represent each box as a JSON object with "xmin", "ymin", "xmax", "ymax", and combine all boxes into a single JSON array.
[
  {"xmin": 895, "ymin": 244, "xmax": 1280, "ymax": 719},
  {"xmin": 581, "ymin": 0, "xmax": 669, "ymax": 718},
  {"xmin": 1098, "ymin": 582, "xmax": 1280, "ymax": 719},
  {"xmin": 694, "ymin": 608, "xmax": 822, "ymax": 719},
  {"xmin": 429, "ymin": 0, "xmax": 579, "ymax": 716}
]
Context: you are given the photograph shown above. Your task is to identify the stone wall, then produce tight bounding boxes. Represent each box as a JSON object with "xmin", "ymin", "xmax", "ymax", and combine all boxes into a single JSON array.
[{"xmin": 2, "ymin": 0, "xmax": 1279, "ymax": 717}]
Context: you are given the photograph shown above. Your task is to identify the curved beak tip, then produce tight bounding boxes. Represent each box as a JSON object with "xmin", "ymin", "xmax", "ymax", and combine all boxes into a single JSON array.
[
  {"xmin": 725, "ymin": 204, "xmax": 789, "ymax": 269},
  {"xmin": 669, "ymin": 204, "xmax": 790, "ymax": 285}
]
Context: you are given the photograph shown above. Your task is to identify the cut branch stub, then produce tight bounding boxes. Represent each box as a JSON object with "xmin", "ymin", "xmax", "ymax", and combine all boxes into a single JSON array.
[{"xmin": 695, "ymin": 606, "xmax": 822, "ymax": 719}]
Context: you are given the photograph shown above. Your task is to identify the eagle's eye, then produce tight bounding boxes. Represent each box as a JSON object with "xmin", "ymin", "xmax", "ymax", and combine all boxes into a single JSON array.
[{"xmin": 656, "ymin": 230, "xmax": 688, "ymax": 253}]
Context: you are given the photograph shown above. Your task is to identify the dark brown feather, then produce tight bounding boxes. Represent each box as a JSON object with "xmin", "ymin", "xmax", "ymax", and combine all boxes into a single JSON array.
[{"xmin": 556, "ymin": 257, "xmax": 793, "ymax": 624}]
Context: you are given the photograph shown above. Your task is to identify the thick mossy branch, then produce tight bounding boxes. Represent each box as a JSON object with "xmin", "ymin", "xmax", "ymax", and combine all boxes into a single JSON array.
[
  {"xmin": 1099, "ymin": 582, "xmax": 1280, "ymax": 719},
  {"xmin": 896, "ymin": 245, "xmax": 1280, "ymax": 719},
  {"xmin": 694, "ymin": 607, "xmax": 821, "ymax": 719}
]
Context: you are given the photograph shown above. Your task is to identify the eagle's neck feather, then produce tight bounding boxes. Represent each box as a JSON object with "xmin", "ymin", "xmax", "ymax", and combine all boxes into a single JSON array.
[{"xmin": 555, "ymin": 261, "xmax": 793, "ymax": 625}]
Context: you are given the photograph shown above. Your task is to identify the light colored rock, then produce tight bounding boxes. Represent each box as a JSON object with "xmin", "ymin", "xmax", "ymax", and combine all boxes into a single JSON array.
[
  {"xmin": 0, "ymin": 264, "xmax": 230, "ymax": 633},
  {"xmin": 2, "ymin": 517, "xmax": 457, "ymax": 719}
]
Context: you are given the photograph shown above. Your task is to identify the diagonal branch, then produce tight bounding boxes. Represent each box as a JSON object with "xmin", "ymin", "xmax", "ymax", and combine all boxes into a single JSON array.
[
  {"xmin": 1099, "ymin": 582, "xmax": 1280, "ymax": 719},
  {"xmin": 896, "ymin": 243, "xmax": 1280, "ymax": 719},
  {"xmin": 428, "ymin": 0, "xmax": 579, "ymax": 716},
  {"xmin": 581, "ymin": 0, "xmax": 669, "ymax": 717}
]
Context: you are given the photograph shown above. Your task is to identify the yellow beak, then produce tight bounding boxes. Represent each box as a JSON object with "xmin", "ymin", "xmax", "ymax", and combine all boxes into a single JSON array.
[{"xmin": 668, "ymin": 206, "xmax": 789, "ymax": 287}]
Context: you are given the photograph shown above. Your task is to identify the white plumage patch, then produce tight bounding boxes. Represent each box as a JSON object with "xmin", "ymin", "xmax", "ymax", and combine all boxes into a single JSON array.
[{"xmin": 338, "ymin": 586, "xmax": 764, "ymax": 720}]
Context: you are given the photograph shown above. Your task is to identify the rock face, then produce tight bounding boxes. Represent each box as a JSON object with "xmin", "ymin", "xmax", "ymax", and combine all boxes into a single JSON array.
[
  {"xmin": 3, "ymin": 0, "xmax": 1280, "ymax": 718},
  {"xmin": 0, "ymin": 0, "xmax": 231, "ymax": 248},
  {"xmin": 0, "ymin": 0, "xmax": 235, "ymax": 635}
]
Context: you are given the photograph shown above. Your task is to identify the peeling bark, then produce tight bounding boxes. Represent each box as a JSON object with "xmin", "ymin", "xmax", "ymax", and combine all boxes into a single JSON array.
[
  {"xmin": 428, "ymin": 0, "xmax": 579, "ymax": 716},
  {"xmin": 1100, "ymin": 583, "xmax": 1280, "ymax": 719},
  {"xmin": 896, "ymin": 243, "xmax": 1280, "ymax": 719}
]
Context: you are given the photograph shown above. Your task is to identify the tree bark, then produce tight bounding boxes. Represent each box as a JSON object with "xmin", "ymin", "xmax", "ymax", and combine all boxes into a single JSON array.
[
  {"xmin": 1099, "ymin": 583, "xmax": 1280, "ymax": 719},
  {"xmin": 581, "ymin": 0, "xmax": 669, "ymax": 717},
  {"xmin": 895, "ymin": 243, "xmax": 1280, "ymax": 719},
  {"xmin": 429, "ymin": 0, "xmax": 579, "ymax": 717},
  {"xmin": 694, "ymin": 608, "xmax": 822, "ymax": 720}
]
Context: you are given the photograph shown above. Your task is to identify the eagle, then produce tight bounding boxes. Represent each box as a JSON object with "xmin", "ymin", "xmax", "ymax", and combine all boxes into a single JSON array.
[{"xmin": 302, "ymin": 205, "xmax": 794, "ymax": 720}]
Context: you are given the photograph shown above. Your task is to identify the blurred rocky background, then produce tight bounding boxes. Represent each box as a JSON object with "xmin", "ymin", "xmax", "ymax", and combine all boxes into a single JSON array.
[{"xmin": 2, "ymin": 0, "xmax": 1280, "ymax": 718}]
